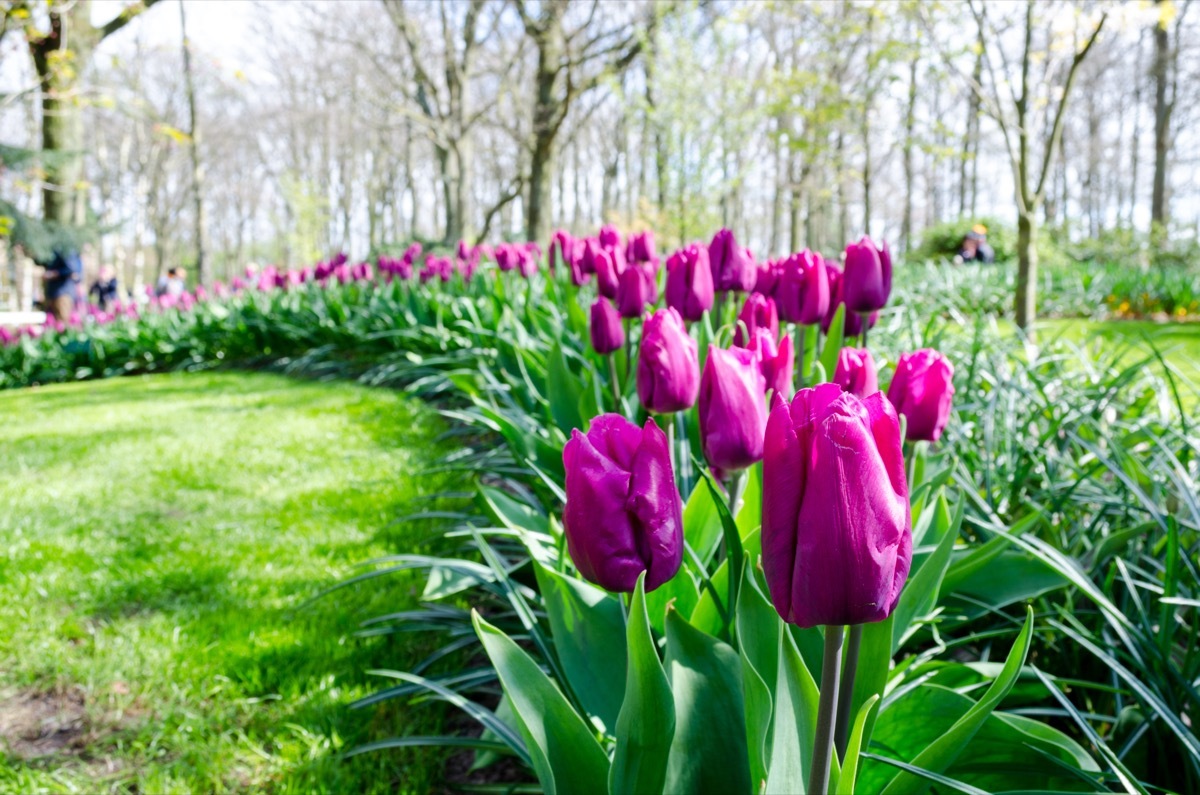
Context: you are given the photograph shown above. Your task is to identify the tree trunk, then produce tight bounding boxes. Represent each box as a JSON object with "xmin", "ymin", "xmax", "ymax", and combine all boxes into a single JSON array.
[
  {"xmin": 180, "ymin": 0, "xmax": 208, "ymax": 284},
  {"xmin": 526, "ymin": 20, "xmax": 564, "ymax": 244},
  {"xmin": 902, "ymin": 50, "xmax": 918, "ymax": 253},
  {"xmin": 35, "ymin": 35, "xmax": 94, "ymax": 227},
  {"xmin": 1151, "ymin": 0, "xmax": 1171, "ymax": 231},
  {"xmin": 1015, "ymin": 211, "xmax": 1038, "ymax": 329}
]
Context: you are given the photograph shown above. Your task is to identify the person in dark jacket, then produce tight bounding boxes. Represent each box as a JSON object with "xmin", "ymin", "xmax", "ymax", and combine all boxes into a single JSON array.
[
  {"xmin": 89, "ymin": 265, "xmax": 120, "ymax": 311},
  {"xmin": 40, "ymin": 248, "xmax": 84, "ymax": 321},
  {"xmin": 957, "ymin": 224, "xmax": 996, "ymax": 264}
]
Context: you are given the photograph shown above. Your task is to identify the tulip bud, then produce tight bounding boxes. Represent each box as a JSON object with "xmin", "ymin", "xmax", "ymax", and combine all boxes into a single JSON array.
[
  {"xmin": 665, "ymin": 244, "xmax": 714, "ymax": 322},
  {"xmin": 626, "ymin": 230, "xmax": 658, "ymax": 265},
  {"xmin": 590, "ymin": 298, "xmax": 624, "ymax": 355},
  {"xmin": 746, "ymin": 328, "xmax": 794, "ymax": 399},
  {"xmin": 833, "ymin": 348, "xmax": 879, "ymax": 398},
  {"xmin": 762, "ymin": 384, "xmax": 911, "ymax": 628},
  {"xmin": 843, "ymin": 237, "xmax": 893, "ymax": 313},
  {"xmin": 755, "ymin": 258, "xmax": 783, "ymax": 297},
  {"xmin": 733, "ymin": 293, "xmax": 780, "ymax": 348},
  {"xmin": 599, "ymin": 224, "xmax": 622, "ymax": 250},
  {"xmin": 699, "ymin": 346, "xmax": 768, "ymax": 472},
  {"xmin": 708, "ymin": 228, "xmax": 756, "ymax": 292},
  {"xmin": 563, "ymin": 414, "xmax": 684, "ymax": 592},
  {"xmin": 637, "ymin": 308, "xmax": 701, "ymax": 414},
  {"xmin": 617, "ymin": 264, "xmax": 658, "ymax": 319},
  {"xmin": 594, "ymin": 248, "xmax": 623, "ymax": 300},
  {"xmin": 823, "ymin": 264, "xmax": 878, "ymax": 337},
  {"xmin": 550, "ymin": 229, "xmax": 572, "ymax": 273},
  {"xmin": 887, "ymin": 349, "xmax": 955, "ymax": 442},
  {"xmin": 776, "ymin": 250, "xmax": 829, "ymax": 325}
]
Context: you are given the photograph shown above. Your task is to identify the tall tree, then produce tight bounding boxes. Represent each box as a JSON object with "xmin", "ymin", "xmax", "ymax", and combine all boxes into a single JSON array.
[
  {"xmin": 1151, "ymin": 0, "xmax": 1190, "ymax": 234},
  {"xmin": 12, "ymin": 0, "xmax": 161, "ymax": 226},
  {"xmin": 513, "ymin": 0, "xmax": 646, "ymax": 243},
  {"xmin": 965, "ymin": 0, "xmax": 1106, "ymax": 329},
  {"xmin": 179, "ymin": 0, "xmax": 208, "ymax": 283}
]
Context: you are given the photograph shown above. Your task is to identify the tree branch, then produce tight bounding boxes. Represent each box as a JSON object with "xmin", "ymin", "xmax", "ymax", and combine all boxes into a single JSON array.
[
  {"xmin": 1032, "ymin": 10, "xmax": 1107, "ymax": 202},
  {"xmin": 99, "ymin": 0, "xmax": 163, "ymax": 41}
]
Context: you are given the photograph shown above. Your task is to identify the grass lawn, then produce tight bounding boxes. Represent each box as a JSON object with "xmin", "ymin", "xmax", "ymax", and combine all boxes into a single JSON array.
[
  {"xmin": 1042, "ymin": 318, "xmax": 1200, "ymax": 407},
  {"xmin": 0, "ymin": 372, "xmax": 455, "ymax": 794}
]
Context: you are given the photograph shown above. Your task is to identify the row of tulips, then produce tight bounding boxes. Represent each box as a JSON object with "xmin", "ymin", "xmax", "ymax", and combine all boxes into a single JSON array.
[{"xmin": 0, "ymin": 223, "xmax": 1162, "ymax": 791}]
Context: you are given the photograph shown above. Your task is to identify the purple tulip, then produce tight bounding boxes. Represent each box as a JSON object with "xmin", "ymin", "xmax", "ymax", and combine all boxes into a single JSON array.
[
  {"xmin": 626, "ymin": 230, "xmax": 658, "ymax": 265},
  {"xmin": 637, "ymin": 308, "xmax": 701, "ymax": 414},
  {"xmin": 823, "ymin": 264, "xmax": 878, "ymax": 337},
  {"xmin": 665, "ymin": 244, "xmax": 714, "ymax": 322},
  {"xmin": 776, "ymin": 250, "xmax": 830, "ymax": 325},
  {"xmin": 599, "ymin": 224, "xmax": 622, "ymax": 250},
  {"xmin": 833, "ymin": 348, "xmax": 879, "ymax": 398},
  {"xmin": 594, "ymin": 247, "xmax": 623, "ymax": 300},
  {"xmin": 699, "ymin": 346, "xmax": 769, "ymax": 472},
  {"xmin": 746, "ymin": 328, "xmax": 794, "ymax": 399},
  {"xmin": 755, "ymin": 258, "xmax": 783, "ymax": 297},
  {"xmin": 762, "ymin": 383, "xmax": 911, "ymax": 628},
  {"xmin": 708, "ymin": 228, "xmax": 756, "ymax": 292},
  {"xmin": 887, "ymin": 349, "xmax": 955, "ymax": 442},
  {"xmin": 563, "ymin": 414, "xmax": 684, "ymax": 593},
  {"xmin": 843, "ymin": 237, "xmax": 893, "ymax": 313},
  {"xmin": 617, "ymin": 264, "xmax": 658, "ymax": 319},
  {"xmin": 734, "ymin": 293, "xmax": 780, "ymax": 348},
  {"xmin": 590, "ymin": 298, "xmax": 625, "ymax": 355},
  {"xmin": 550, "ymin": 229, "xmax": 571, "ymax": 273}
]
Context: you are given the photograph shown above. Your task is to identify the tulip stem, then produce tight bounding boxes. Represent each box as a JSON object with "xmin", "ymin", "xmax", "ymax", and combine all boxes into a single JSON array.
[
  {"xmin": 809, "ymin": 625, "xmax": 845, "ymax": 795},
  {"xmin": 860, "ymin": 313, "xmax": 869, "ymax": 351},
  {"xmin": 727, "ymin": 468, "xmax": 749, "ymax": 520},
  {"xmin": 608, "ymin": 355, "xmax": 622, "ymax": 412},
  {"xmin": 666, "ymin": 416, "xmax": 677, "ymax": 489},
  {"xmin": 834, "ymin": 623, "xmax": 863, "ymax": 758}
]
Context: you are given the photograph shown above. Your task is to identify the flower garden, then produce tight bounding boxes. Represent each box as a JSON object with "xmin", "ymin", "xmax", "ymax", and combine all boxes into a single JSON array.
[{"xmin": 2, "ymin": 227, "xmax": 1198, "ymax": 794}]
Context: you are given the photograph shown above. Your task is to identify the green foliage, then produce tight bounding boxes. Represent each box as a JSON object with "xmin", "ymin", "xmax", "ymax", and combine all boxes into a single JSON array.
[{"xmin": 0, "ymin": 373, "xmax": 457, "ymax": 793}]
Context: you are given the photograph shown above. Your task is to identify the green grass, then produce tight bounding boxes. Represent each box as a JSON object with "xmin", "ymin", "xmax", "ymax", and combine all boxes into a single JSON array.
[
  {"xmin": 0, "ymin": 372, "xmax": 455, "ymax": 794},
  {"xmin": 1041, "ymin": 318, "xmax": 1200, "ymax": 406}
]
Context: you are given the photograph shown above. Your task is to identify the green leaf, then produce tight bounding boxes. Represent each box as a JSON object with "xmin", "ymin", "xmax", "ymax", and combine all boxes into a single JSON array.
[
  {"xmin": 859, "ymin": 683, "xmax": 1100, "ymax": 793},
  {"xmin": 891, "ymin": 493, "xmax": 962, "ymax": 653},
  {"xmin": 736, "ymin": 566, "xmax": 780, "ymax": 790},
  {"xmin": 736, "ymin": 462, "xmax": 762, "ymax": 538},
  {"xmin": 546, "ymin": 342, "xmax": 585, "ymax": 434},
  {"xmin": 878, "ymin": 606, "xmax": 1036, "ymax": 795},
  {"xmin": 663, "ymin": 607, "xmax": 752, "ymax": 795},
  {"xmin": 473, "ymin": 612, "xmax": 610, "ymax": 795},
  {"xmin": 845, "ymin": 614, "xmax": 892, "ymax": 757},
  {"xmin": 533, "ymin": 563, "xmax": 628, "ymax": 733},
  {"xmin": 644, "ymin": 565, "xmax": 701, "ymax": 636},
  {"xmin": 682, "ymin": 478, "xmax": 723, "ymax": 563},
  {"xmin": 835, "ymin": 694, "xmax": 880, "ymax": 795},
  {"xmin": 764, "ymin": 627, "xmax": 823, "ymax": 794},
  {"xmin": 818, "ymin": 304, "xmax": 845, "ymax": 379},
  {"xmin": 610, "ymin": 574, "xmax": 675, "ymax": 795}
]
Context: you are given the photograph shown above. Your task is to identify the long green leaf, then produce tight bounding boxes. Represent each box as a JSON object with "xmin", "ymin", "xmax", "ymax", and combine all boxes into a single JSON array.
[
  {"xmin": 610, "ymin": 574, "xmax": 676, "ymax": 795},
  {"xmin": 473, "ymin": 612, "xmax": 610, "ymax": 795},
  {"xmin": 663, "ymin": 606, "xmax": 752, "ymax": 795},
  {"xmin": 533, "ymin": 563, "xmax": 628, "ymax": 732},
  {"xmin": 879, "ymin": 606, "xmax": 1036, "ymax": 795}
]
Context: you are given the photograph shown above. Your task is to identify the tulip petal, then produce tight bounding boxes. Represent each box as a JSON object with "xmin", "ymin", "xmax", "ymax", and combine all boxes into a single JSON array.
[{"xmin": 627, "ymin": 419, "xmax": 684, "ymax": 591}]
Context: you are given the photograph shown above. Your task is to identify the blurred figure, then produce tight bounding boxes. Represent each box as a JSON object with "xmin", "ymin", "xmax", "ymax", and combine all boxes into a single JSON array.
[
  {"xmin": 89, "ymin": 265, "xmax": 120, "ymax": 311},
  {"xmin": 956, "ymin": 224, "xmax": 995, "ymax": 264},
  {"xmin": 39, "ymin": 246, "xmax": 84, "ymax": 321},
  {"xmin": 156, "ymin": 267, "xmax": 188, "ymax": 297}
]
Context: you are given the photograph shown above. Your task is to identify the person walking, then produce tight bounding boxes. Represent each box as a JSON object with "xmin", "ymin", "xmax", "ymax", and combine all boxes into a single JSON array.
[
  {"xmin": 89, "ymin": 265, "xmax": 120, "ymax": 311},
  {"xmin": 40, "ymin": 246, "xmax": 84, "ymax": 321}
]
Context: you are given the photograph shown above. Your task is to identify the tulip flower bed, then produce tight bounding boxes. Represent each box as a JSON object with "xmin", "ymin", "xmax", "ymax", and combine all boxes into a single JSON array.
[{"xmin": 2, "ymin": 228, "xmax": 1198, "ymax": 793}]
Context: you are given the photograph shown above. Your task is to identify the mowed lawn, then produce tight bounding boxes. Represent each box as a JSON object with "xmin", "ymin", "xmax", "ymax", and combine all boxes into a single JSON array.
[{"xmin": 0, "ymin": 373, "xmax": 454, "ymax": 794}]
